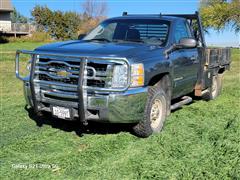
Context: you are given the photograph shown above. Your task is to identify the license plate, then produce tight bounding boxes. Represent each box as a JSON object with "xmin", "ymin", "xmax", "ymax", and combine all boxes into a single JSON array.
[{"xmin": 52, "ymin": 106, "xmax": 70, "ymax": 119}]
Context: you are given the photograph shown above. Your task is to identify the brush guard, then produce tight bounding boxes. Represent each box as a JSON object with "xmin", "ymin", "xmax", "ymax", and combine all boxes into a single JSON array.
[{"xmin": 15, "ymin": 50, "xmax": 131, "ymax": 125}]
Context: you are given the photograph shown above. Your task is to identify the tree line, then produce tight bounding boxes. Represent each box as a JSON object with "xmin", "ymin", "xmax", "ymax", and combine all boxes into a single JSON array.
[
  {"xmin": 10, "ymin": 0, "xmax": 107, "ymax": 40},
  {"xmin": 31, "ymin": 0, "xmax": 107, "ymax": 40}
]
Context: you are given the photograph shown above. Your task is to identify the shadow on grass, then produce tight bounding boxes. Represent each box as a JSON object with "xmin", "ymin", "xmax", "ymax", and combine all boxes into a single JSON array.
[
  {"xmin": 25, "ymin": 106, "xmax": 134, "ymax": 137},
  {"xmin": 25, "ymin": 94, "xmax": 199, "ymax": 137}
]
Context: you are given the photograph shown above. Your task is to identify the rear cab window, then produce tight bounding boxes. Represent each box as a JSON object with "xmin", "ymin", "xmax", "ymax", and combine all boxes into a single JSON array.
[{"xmin": 84, "ymin": 19, "xmax": 170, "ymax": 46}]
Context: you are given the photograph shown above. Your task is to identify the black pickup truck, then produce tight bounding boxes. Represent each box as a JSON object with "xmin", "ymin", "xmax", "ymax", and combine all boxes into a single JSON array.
[{"xmin": 16, "ymin": 12, "xmax": 231, "ymax": 137}]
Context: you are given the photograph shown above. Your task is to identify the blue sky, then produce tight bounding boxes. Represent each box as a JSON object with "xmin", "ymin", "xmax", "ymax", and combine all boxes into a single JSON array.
[{"xmin": 12, "ymin": 0, "xmax": 239, "ymax": 47}]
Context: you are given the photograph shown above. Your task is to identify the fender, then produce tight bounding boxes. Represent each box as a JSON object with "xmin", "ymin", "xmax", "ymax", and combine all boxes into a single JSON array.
[{"xmin": 143, "ymin": 59, "xmax": 173, "ymax": 87}]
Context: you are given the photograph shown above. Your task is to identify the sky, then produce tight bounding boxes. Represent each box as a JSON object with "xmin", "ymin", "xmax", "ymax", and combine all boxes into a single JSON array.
[{"xmin": 11, "ymin": 0, "xmax": 239, "ymax": 47}]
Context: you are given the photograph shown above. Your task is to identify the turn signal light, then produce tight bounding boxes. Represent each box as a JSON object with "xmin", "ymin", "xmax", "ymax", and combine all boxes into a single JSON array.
[{"xmin": 131, "ymin": 64, "xmax": 144, "ymax": 87}]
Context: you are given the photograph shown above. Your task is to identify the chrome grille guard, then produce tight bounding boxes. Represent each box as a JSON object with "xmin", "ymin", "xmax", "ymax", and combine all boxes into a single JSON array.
[{"xmin": 15, "ymin": 49, "xmax": 131, "ymax": 124}]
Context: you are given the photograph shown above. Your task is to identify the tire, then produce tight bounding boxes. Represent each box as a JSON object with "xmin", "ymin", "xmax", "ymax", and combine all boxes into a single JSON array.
[
  {"xmin": 202, "ymin": 74, "xmax": 223, "ymax": 101},
  {"xmin": 133, "ymin": 81, "xmax": 169, "ymax": 138}
]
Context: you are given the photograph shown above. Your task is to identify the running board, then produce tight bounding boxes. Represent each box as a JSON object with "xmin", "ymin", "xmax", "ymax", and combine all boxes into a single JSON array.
[
  {"xmin": 201, "ymin": 89, "xmax": 209, "ymax": 96},
  {"xmin": 171, "ymin": 96, "xmax": 193, "ymax": 111}
]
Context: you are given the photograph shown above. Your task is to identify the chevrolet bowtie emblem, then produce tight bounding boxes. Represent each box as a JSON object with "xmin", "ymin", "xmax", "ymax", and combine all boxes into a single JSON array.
[{"xmin": 56, "ymin": 70, "xmax": 70, "ymax": 78}]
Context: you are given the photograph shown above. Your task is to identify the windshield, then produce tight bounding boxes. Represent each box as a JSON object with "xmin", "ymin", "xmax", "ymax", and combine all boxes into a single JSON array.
[{"xmin": 83, "ymin": 19, "xmax": 170, "ymax": 45}]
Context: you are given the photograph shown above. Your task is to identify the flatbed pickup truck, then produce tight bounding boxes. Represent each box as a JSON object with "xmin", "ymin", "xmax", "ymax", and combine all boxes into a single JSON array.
[{"xmin": 16, "ymin": 12, "xmax": 231, "ymax": 137}]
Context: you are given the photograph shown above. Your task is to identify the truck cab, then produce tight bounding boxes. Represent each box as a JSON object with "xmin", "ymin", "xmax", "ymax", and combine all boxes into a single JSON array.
[{"xmin": 16, "ymin": 12, "xmax": 231, "ymax": 137}]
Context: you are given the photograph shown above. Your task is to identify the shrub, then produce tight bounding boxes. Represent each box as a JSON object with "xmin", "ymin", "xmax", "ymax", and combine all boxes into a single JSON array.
[
  {"xmin": 32, "ymin": 6, "xmax": 82, "ymax": 40},
  {"xmin": 7, "ymin": 32, "xmax": 53, "ymax": 43},
  {"xmin": 0, "ymin": 36, "xmax": 9, "ymax": 43},
  {"xmin": 29, "ymin": 32, "xmax": 53, "ymax": 42}
]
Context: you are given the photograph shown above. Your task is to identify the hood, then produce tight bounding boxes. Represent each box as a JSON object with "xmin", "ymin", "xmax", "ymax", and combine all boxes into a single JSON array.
[{"xmin": 35, "ymin": 40, "xmax": 160, "ymax": 61}]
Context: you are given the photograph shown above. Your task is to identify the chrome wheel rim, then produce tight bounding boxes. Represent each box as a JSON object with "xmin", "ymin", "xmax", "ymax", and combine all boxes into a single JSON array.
[{"xmin": 150, "ymin": 99, "xmax": 162, "ymax": 129}]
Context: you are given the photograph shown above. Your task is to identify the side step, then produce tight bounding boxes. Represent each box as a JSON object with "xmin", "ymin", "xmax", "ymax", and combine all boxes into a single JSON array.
[
  {"xmin": 170, "ymin": 96, "xmax": 193, "ymax": 111},
  {"xmin": 201, "ymin": 89, "xmax": 209, "ymax": 96}
]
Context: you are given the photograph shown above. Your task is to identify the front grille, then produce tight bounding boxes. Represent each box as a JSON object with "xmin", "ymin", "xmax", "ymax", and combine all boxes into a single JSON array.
[
  {"xmin": 35, "ymin": 58, "xmax": 80, "ymax": 85},
  {"xmin": 39, "ymin": 74, "xmax": 79, "ymax": 85},
  {"xmin": 87, "ymin": 79, "xmax": 105, "ymax": 88},
  {"xmin": 33, "ymin": 56, "xmax": 114, "ymax": 101}
]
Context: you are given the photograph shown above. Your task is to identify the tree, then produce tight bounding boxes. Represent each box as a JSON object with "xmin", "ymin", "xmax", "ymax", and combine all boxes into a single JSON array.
[
  {"xmin": 77, "ymin": 18, "xmax": 100, "ymax": 34},
  {"xmin": 200, "ymin": 0, "xmax": 240, "ymax": 33},
  {"xmin": 79, "ymin": 0, "xmax": 108, "ymax": 34},
  {"xmin": 31, "ymin": 5, "xmax": 53, "ymax": 27},
  {"xmin": 11, "ymin": 7, "xmax": 28, "ymax": 23},
  {"xmin": 31, "ymin": 0, "xmax": 108, "ymax": 40},
  {"xmin": 31, "ymin": 5, "xmax": 82, "ymax": 40},
  {"xmin": 64, "ymin": 12, "xmax": 83, "ymax": 39},
  {"xmin": 82, "ymin": 0, "xmax": 107, "ymax": 18}
]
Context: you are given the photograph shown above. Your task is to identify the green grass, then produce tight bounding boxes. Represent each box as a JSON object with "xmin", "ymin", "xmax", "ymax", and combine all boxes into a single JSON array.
[
  {"xmin": 0, "ymin": 42, "xmax": 239, "ymax": 179},
  {"xmin": 1, "ymin": 42, "xmax": 45, "ymax": 52}
]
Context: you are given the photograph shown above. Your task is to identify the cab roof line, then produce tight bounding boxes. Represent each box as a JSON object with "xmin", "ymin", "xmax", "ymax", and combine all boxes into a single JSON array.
[
  {"xmin": 122, "ymin": 11, "xmax": 162, "ymax": 17},
  {"xmin": 122, "ymin": 11, "xmax": 199, "ymax": 19}
]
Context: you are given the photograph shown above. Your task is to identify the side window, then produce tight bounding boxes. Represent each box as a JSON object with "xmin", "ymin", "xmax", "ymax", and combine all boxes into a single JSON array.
[
  {"xmin": 174, "ymin": 21, "xmax": 191, "ymax": 43},
  {"xmin": 185, "ymin": 21, "xmax": 193, "ymax": 38}
]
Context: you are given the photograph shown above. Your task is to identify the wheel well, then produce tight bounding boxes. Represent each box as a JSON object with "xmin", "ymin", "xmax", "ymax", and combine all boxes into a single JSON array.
[
  {"xmin": 148, "ymin": 73, "xmax": 172, "ymax": 98},
  {"xmin": 148, "ymin": 73, "xmax": 172, "ymax": 112},
  {"xmin": 148, "ymin": 73, "xmax": 170, "ymax": 86}
]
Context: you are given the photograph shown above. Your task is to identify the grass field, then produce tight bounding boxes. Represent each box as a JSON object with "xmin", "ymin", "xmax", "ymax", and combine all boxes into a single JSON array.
[{"xmin": 0, "ymin": 42, "xmax": 239, "ymax": 179}]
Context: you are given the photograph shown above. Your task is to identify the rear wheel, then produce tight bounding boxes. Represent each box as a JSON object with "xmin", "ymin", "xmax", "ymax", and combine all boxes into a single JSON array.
[
  {"xmin": 203, "ymin": 74, "xmax": 223, "ymax": 100},
  {"xmin": 133, "ymin": 80, "xmax": 170, "ymax": 138}
]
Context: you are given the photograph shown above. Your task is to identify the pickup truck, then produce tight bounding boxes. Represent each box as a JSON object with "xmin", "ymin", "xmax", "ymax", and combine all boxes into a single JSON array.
[{"xmin": 16, "ymin": 12, "xmax": 231, "ymax": 137}]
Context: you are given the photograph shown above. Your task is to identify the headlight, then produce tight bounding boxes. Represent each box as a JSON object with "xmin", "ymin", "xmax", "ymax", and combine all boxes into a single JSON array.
[
  {"xmin": 111, "ymin": 63, "xmax": 144, "ymax": 88},
  {"xmin": 111, "ymin": 64, "xmax": 128, "ymax": 88},
  {"xmin": 130, "ymin": 63, "xmax": 144, "ymax": 87}
]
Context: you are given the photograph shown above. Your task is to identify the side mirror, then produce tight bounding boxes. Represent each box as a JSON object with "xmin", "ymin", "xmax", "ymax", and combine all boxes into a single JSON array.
[
  {"xmin": 164, "ymin": 38, "xmax": 197, "ymax": 58},
  {"xmin": 178, "ymin": 38, "xmax": 197, "ymax": 48},
  {"xmin": 78, "ymin": 34, "xmax": 86, "ymax": 40}
]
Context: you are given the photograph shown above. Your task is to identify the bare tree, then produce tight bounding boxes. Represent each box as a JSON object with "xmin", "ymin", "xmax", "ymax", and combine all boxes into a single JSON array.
[{"xmin": 82, "ymin": 0, "xmax": 108, "ymax": 18}]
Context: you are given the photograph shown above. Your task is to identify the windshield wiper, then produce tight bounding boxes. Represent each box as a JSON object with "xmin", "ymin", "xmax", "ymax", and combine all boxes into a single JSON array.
[
  {"xmin": 90, "ymin": 38, "xmax": 111, "ymax": 42},
  {"xmin": 127, "ymin": 39, "xmax": 143, "ymax": 43},
  {"xmin": 113, "ymin": 39, "xmax": 144, "ymax": 43}
]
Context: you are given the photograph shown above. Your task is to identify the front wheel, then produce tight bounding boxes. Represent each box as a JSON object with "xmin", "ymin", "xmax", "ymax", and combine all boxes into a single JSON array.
[{"xmin": 133, "ymin": 83, "xmax": 169, "ymax": 138}]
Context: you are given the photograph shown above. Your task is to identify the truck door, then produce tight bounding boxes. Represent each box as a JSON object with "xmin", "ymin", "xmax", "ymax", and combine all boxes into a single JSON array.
[{"xmin": 171, "ymin": 20, "xmax": 199, "ymax": 98}]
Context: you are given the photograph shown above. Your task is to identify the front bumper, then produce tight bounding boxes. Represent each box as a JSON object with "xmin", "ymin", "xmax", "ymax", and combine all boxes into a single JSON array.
[{"xmin": 23, "ymin": 81, "xmax": 148, "ymax": 123}]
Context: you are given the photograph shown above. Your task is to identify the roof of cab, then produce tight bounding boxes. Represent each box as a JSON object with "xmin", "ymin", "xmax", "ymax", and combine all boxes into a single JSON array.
[{"xmin": 107, "ymin": 15, "xmax": 185, "ymax": 22}]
